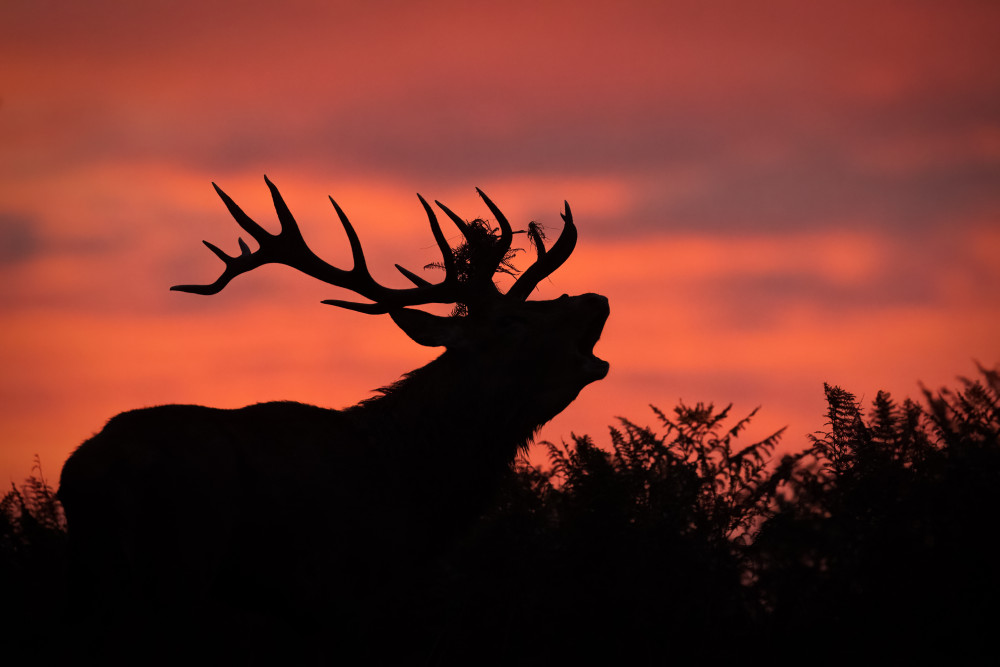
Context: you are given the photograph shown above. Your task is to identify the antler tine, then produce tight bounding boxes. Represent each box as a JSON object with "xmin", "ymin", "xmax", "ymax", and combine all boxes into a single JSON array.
[
  {"xmin": 393, "ymin": 194, "xmax": 457, "ymax": 289},
  {"xmin": 434, "ymin": 199, "xmax": 477, "ymax": 246},
  {"xmin": 327, "ymin": 195, "xmax": 369, "ymax": 274},
  {"xmin": 505, "ymin": 200, "xmax": 577, "ymax": 301},
  {"xmin": 320, "ymin": 297, "xmax": 399, "ymax": 314},
  {"xmin": 418, "ymin": 193, "xmax": 456, "ymax": 277},
  {"xmin": 395, "ymin": 264, "xmax": 433, "ymax": 288},
  {"xmin": 265, "ymin": 176, "xmax": 307, "ymax": 239},
  {"xmin": 214, "ymin": 182, "xmax": 270, "ymax": 240},
  {"xmin": 475, "ymin": 188, "xmax": 514, "ymax": 266}
]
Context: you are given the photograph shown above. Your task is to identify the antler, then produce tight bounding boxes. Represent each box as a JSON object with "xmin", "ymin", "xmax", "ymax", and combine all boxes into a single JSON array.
[
  {"xmin": 172, "ymin": 177, "xmax": 575, "ymax": 313},
  {"xmin": 506, "ymin": 201, "xmax": 577, "ymax": 301}
]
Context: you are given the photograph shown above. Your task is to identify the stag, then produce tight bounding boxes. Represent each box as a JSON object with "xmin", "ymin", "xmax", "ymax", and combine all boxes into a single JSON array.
[{"xmin": 58, "ymin": 177, "xmax": 608, "ymax": 660}]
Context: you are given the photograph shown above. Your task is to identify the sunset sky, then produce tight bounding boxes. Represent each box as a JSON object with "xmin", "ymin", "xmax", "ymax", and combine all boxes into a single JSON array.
[{"xmin": 2, "ymin": 0, "xmax": 998, "ymax": 484}]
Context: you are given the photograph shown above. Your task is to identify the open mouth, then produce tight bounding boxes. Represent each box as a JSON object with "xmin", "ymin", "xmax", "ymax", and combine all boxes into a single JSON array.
[{"xmin": 579, "ymin": 298, "xmax": 610, "ymax": 380}]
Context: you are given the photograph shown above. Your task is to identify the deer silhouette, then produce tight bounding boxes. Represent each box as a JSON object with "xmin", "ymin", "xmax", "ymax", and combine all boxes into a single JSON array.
[{"xmin": 58, "ymin": 177, "xmax": 609, "ymax": 660}]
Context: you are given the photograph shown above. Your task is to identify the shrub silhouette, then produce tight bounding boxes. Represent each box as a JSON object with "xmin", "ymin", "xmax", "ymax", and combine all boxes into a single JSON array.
[
  {"xmin": 431, "ymin": 403, "xmax": 796, "ymax": 664},
  {"xmin": 0, "ymin": 457, "xmax": 67, "ymax": 660},
  {"xmin": 752, "ymin": 364, "xmax": 1000, "ymax": 661}
]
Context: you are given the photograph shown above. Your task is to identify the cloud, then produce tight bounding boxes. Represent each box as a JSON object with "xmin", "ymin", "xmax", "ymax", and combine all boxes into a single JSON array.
[{"xmin": 0, "ymin": 212, "xmax": 43, "ymax": 264}]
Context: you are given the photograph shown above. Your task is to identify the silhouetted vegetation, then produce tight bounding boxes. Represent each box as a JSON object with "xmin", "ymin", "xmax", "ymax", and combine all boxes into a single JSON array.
[
  {"xmin": 0, "ymin": 457, "xmax": 67, "ymax": 659},
  {"xmin": 752, "ymin": 365, "xmax": 1000, "ymax": 661},
  {"xmin": 432, "ymin": 402, "xmax": 793, "ymax": 664},
  {"xmin": 4, "ymin": 366, "xmax": 999, "ymax": 663}
]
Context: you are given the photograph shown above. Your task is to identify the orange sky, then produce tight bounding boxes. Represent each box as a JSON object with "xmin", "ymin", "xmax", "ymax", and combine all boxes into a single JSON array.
[{"xmin": 2, "ymin": 0, "xmax": 999, "ymax": 484}]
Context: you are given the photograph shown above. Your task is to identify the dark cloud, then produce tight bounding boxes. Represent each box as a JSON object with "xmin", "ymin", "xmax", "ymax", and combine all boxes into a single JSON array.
[
  {"xmin": 628, "ymin": 154, "xmax": 1000, "ymax": 235},
  {"xmin": 0, "ymin": 212, "xmax": 43, "ymax": 264}
]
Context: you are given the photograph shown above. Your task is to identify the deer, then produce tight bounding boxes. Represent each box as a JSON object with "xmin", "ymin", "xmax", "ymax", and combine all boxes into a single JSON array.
[{"xmin": 58, "ymin": 177, "xmax": 609, "ymax": 661}]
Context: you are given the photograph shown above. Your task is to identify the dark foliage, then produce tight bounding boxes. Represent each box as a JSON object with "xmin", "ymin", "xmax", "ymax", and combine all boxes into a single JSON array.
[
  {"xmin": 752, "ymin": 364, "xmax": 1000, "ymax": 661},
  {"xmin": 424, "ymin": 216, "xmax": 522, "ymax": 315},
  {"xmin": 4, "ymin": 366, "xmax": 999, "ymax": 664},
  {"xmin": 0, "ymin": 457, "xmax": 67, "ymax": 659},
  {"xmin": 432, "ymin": 402, "xmax": 794, "ymax": 664}
]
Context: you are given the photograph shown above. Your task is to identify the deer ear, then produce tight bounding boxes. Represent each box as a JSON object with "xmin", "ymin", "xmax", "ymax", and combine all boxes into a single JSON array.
[{"xmin": 390, "ymin": 308, "xmax": 463, "ymax": 348}]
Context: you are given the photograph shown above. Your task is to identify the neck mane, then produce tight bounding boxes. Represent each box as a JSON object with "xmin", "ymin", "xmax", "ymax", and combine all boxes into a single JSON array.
[{"xmin": 349, "ymin": 350, "xmax": 539, "ymax": 462}]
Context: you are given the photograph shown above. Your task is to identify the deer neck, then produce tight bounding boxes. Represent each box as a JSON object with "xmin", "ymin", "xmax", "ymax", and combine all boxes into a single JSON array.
[
  {"xmin": 341, "ymin": 350, "xmax": 536, "ymax": 538},
  {"xmin": 350, "ymin": 350, "xmax": 536, "ymax": 465}
]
